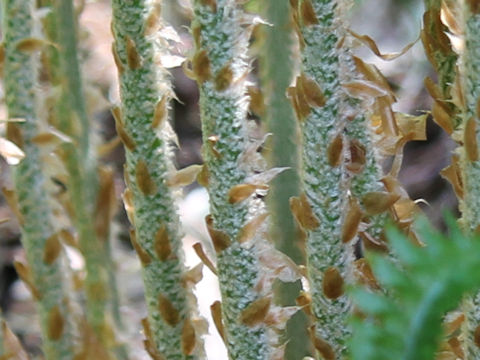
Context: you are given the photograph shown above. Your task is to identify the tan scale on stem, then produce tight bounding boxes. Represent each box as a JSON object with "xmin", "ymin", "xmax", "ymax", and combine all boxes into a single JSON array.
[
  {"xmin": 111, "ymin": 1, "xmax": 202, "ymax": 359},
  {"xmin": 422, "ymin": 1, "xmax": 480, "ymax": 357},
  {"xmin": 2, "ymin": 0, "xmax": 74, "ymax": 358}
]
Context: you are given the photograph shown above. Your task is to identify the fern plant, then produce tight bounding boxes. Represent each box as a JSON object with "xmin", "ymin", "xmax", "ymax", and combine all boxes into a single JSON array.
[
  {"xmin": 4, "ymin": 1, "xmax": 480, "ymax": 360},
  {"xmin": 350, "ymin": 217, "xmax": 480, "ymax": 360}
]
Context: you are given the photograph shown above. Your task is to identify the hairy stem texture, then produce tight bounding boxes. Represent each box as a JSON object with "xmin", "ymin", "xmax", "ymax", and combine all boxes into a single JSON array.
[
  {"xmin": 295, "ymin": 0, "xmax": 351, "ymax": 358},
  {"xmin": 49, "ymin": 0, "xmax": 116, "ymax": 346},
  {"xmin": 459, "ymin": 2, "xmax": 480, "ymax": 359},
  {"xmin": 111, "ymin": 1, "xmax": 196, "ymax": 359},
  {"xmin": 2, "ymin": 0, "xmax": 73, "ymax": 358},
  {"xmin": 192, "ymin": 1, "xmax": 277, "ymax": 359}
]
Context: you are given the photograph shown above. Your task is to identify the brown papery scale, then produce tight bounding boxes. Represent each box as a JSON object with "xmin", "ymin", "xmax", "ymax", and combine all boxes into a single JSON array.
[
  {"xmin": 43, "ymin": 232, "xmax": 62, "ymax": 265},
  {"xmin": 129, "ymin": 229, "xmax": 152, "ymax": 266},
  {"xmin": 192, "ymin": 50, "xmax": 211, "ymax": 83},
  {"xmin": 237, "ymin": 212, "xmax": 269, "ymax": 243},
  {"xmin": 362, "ymin": 191, "xmax": 400, "ymax": 215},
  {"xmin": 205, "ymin": 215, "xmax": 232, "ymax": 253},
  {"xmin": 181, "ymin": 318, "xmax": 196, "ymax": 355},
  {"xmin": 136, "ymin": 159, "xmax": 157, "ymax": 195},
  {"xmin": 196, "ymin": 165, "xmax": 209, "ymax": 187},
  {"xmin": 347, "ymin": 139, "xmax": 367, "ymax": 174},
  {"xmin": 299, "ymin": 73, "xmax": 326, "ymax": 107},
  {"xmin": 6, "ymin": 123, "xmax": 24, "ymax": 149},
  {"xmin": 322, "ymin": 266, "xmax": 344, "ymax": 300},
  {"xmin": 289, "ymin": 192, "xmax": 320, "ymax": 230},
  {"xmin": 464, "ymin": 117, "xmax": 479, "ymax": 162},
  {"xmin": 215, "ymin": 64, "xmax": 233, "ymax": 91},
  {"xmin": 111, "ymin": 43, "xmax": 124, "ymax": 74},
  {"xmin": 247, "ymin": 86, "xmax": 265, "ymax": 116},
  {"xmin": 293, "ymin": 78, "xmax": 312, "ymax": 118},
  {"xmin": 354, "ymin": 259, "xmax": 380, "ymax": 290},
  {"xmin": 158, "ymin": 294, "xmax": 180, "ymax": 326},
  {"xmin": 47, "ymin": 305, "xmax": 64, "ymax": 340},
  {"xmin": 228, "ymin": 183, "xmax": 266, "ymax": 204},
  {"xmin": 15, "ymin": 37, "xmax": 47, "ymax": 53},
  {"xmin": 309, "ymin": 327, "xmax": 335, "ymax": 360},
  {"xmin": 193, "ymin": 242, "xmax": 217, "ymax": 275},
  {"xmin": 341, "ymin": 197, "xmax": 363, "ymax": 243},
  {"xmin": 468, "ymin": 0, "xmax": 480, "ymax": 14},
  {"xmin": 142, "ymin": 318, "xmax": 166, "ymax": 360},
  {"xmin": 475, "ymin": 325, "xmax": 480, "ymax": 348},
  {"xmin": 144, "ymin": 3, "xmax": 162, "ymax": 36},
  {"xmin": 152, "ymin": 96, "xmax": 167, "ymax": 129},
  {"xmin": 167, "ymin": 164, "xmax": 203, "ymax": 187},
  {"xmin": 239, "ymin": 297, "xmax": 271, "ymax": 327},
  {"xmin": 359, "ymin": 231, "xmax": 389, "ymax": 253},
  {"xmin": 327, "ymin": 134, "xmax": 343, "ymax": 167},
  {"xmin": 210, "ymin": 301, "xmax": 226, "ymax": 342},
  {"xmin": 112, "ymin": 107, "xmax": 136, "ymax": 150},
  {"xmin": 13, "ymin": 261, "xmax": 41, "ymax": 300},
  {"xmin": 300, "ymin": 0, "xmax": 318, "ymax": 26},
  {"xmin": 126, "ymin": 36, "xmax": 142, "ymax": 70},
  {"xmin": 153, "ymin": 224, "xmax": 172, "ymax": 261},
  {"xmin": 432, "ymin": 101, "xmax": 454, "ymax": 134},
  {"xmin": 2, "ymin": 188, "xmax": 23, "ymax": 225}
]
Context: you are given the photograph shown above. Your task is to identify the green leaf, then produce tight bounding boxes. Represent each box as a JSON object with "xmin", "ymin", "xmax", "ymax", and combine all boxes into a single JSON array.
[{"xmin": 349, "ymin": 216, "xmax": 480, "ymax": 360}]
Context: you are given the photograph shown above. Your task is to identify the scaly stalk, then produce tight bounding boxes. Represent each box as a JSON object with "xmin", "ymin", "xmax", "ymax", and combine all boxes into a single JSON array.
[
  {"xmin": 257, "ymin": 1, "xmax": 312, "ymax": 359},
  {"xmin": 39, "ymin": 0, "xmax": 124, "ymax": 337},
  {"xmin": 342, "ymin": 53, "xmax": 391, "ymax": 255},
  {"xmin": 422, "ymin": 0, "xmax": 458, "ymax": 98},
  {"xmin": 458, "ymin": 2, "xmax": 480, "ymax": 358},
  {"xmin": 422, "ymin": 0, "xmax": 462, "ymax": 133},
  {"xmin": 111, "ymin": 1, "xmax": 198, "ymax": 359},
  {"xmin": 289, "ymin": 0, "xmax": 352, "ymax": 358},
  {"xmin": 47, "ymin": 0, "xmax": 119, "ymax": 349},
  {"xmin": 2, "ymin": 0, "xmax": 73, "ymax": 358},
  {"xmin": 191, "ymin": 0, "xmax": 292, "ymax": 358}
]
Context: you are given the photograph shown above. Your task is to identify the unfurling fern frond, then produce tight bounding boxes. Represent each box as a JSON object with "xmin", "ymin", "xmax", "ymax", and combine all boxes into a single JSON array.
[{"xmin": 349, "ymin": 217, "xmax": 480, "ymax": 360}]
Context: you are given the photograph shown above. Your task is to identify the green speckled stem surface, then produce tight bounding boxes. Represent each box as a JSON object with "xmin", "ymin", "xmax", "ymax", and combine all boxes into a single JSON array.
[
  {"xmin": 50, "ymin": 0, "xmax": 114, "ymax": 344},
  {"xmin": 2, "ymin": 0, "xmax": 73, "ymax": 358},
  {"xmin": 460, "ymin": 5, "xmax": 480, "ymax": 234},
  {"xmin": 111, "ymin": 1, "xmax": 193, "ymax": 359},
  {"xmin": 299, "ymin": 0, "xmax": 351, "ymax": 357},
  {"xmin": 193, "ymin": 1, "xmax": 270, "ymax": 359},
  {"xmin": 459, "ymin": 5, "xmax": 480, "ymax": 359},
  {"xmin": 346, "ymin": 114, "xmax": 388, "ymax": 242}
]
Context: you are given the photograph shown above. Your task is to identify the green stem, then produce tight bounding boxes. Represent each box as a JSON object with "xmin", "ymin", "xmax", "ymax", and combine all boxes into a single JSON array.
[
  {"xmin": 259, "ymin": 0, "xmax": 302, "ymax": 265},
  {"xmin": 192, "ymin": 1, "xmax": 286, "ymax": 358},
  {"xmin": 2, "ymin": 0, "xmax": 73, "ymax": 358},
  {"xmin": 111, "ymin": 1, "xmax": 197, "ymax": 359},
  {"xmin": 459, "ymin": 3, "xmax": 480, "ymax": 358},
  {"xmin": 47, "ymin": 0, "xmax": 118, "ymax": 348},
  {"xmin": 258, "ymin": 1, "xmax": 312, "ymax": 359},
  {"xmin": 295, "ymin": 0, "xmax": 352, "ymax": 357}
]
